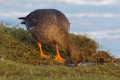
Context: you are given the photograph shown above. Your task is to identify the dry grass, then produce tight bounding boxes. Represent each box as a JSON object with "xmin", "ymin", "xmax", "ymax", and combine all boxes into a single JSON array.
[{"xmin": 0, "ymin": 24, "xmax": 120, "ymax": 80}]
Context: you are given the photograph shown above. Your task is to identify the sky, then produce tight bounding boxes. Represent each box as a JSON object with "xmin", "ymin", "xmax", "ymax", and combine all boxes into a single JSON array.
[{"xmin": 0, "ymin": 0, "xmax": 120, "ymax": 58}]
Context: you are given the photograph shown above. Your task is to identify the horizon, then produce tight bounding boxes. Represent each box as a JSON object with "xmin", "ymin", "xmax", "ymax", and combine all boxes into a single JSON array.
[{"xmin": 0, "ymin": 0, "xmax": 120, "ymax": 58}]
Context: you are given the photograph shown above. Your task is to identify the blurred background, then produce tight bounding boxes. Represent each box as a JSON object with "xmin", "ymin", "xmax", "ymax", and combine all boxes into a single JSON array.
[{"xmin": 0, "ymin": 0, "xmax": 120, "ymax": 58}]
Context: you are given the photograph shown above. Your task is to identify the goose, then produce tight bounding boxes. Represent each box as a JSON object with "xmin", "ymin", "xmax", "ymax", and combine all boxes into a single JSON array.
[{"xmin": 18, "ymin": 9, "xmax": 82, "ymax": 66}]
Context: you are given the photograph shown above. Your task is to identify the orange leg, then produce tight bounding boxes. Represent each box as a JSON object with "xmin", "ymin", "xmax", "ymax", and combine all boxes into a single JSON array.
[
  {"xmin": 54, "ymin": 43, "xmax": 66, "ymax": 63},
  {"xmin": 38, "ymin": 42, "xmax": 50, "ymax": 59}
]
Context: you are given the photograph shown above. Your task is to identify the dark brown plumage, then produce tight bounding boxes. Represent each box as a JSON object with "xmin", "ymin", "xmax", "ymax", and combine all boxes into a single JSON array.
[{"xmin": 18, "ymin": 9, "xmax": 82, "ymax": 66}]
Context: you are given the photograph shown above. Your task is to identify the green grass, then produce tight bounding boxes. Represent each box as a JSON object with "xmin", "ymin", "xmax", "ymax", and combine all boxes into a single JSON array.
[
  {"xmin": 0, "ymin": 24, "xmax": 120, "ymax": 80},
  {"xmin": 0, "ymin": 59, "xmax": 120, "ymax": 80}
]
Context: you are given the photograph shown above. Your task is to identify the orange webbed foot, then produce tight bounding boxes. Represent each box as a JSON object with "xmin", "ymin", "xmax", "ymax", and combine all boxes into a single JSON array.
[
  {"xmin": 40, "ymin": 53, "xmax": 50, "ymax": 60},
  {"xmin": 54, "ymin": 43, "xmax": 66, "ymax": 63},
  {"xmin": 38, "ymin": 42, "xmax": 50, "ymax": 60},
  {"xmin": 54, "ymin": 55, "xmax": 66, "ymax": 63}
]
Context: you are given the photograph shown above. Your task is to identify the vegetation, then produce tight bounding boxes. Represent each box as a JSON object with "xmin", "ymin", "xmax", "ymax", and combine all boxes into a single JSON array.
[
  {"xmin": 0, "ymin": 60, "xmax": 120, "ymax": 80},
  {"xmin": 71, "ymin": 33, "xmax": 99, "ymax": 61},
  {"xmin": 0, "ymin": 24, "xmax": 120, "ymax": 80}
]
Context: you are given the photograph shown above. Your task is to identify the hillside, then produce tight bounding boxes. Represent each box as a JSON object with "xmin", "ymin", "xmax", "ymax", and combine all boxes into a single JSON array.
[
  {"xmin": 0, "ymin": 23, "xmax": 99, "ymax": 63},
  {"xmin": 0, "ymin": 24, "xmax": 120, "ymax": 80}
]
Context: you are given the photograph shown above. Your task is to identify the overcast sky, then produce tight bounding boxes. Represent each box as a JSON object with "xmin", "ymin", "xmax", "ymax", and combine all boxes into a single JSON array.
[{"xmin": 0, "ymin": 0, "xmax": 120, "ymax": 58}]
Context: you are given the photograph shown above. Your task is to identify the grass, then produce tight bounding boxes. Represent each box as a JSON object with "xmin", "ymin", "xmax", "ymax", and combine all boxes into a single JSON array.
[
  {"xmin": 0, "ymin": 24, "xmax": 120, "ymax": 80},
  {"xmin": 0, "ymin": 59, "xmax": 120, "ymax": 80}
]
